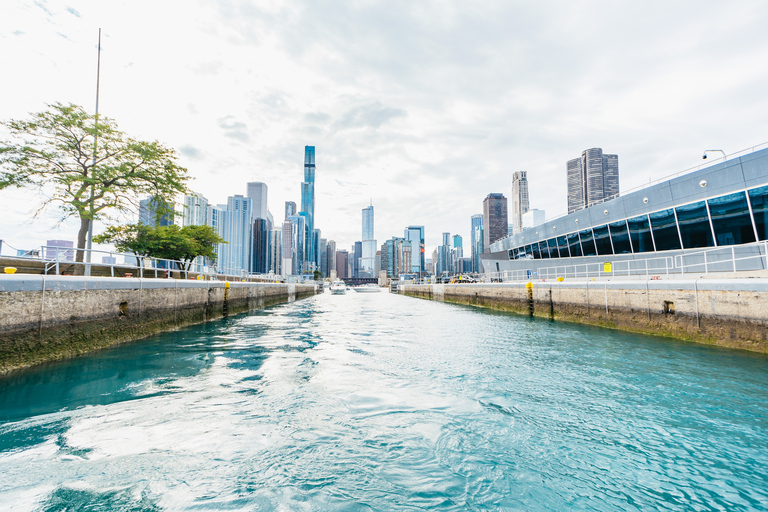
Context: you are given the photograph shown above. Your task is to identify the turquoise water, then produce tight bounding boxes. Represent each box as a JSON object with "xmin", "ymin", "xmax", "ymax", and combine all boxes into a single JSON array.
[{"xmin": 1, "ymin": 291, "xmax": 767, "ymax": 511}]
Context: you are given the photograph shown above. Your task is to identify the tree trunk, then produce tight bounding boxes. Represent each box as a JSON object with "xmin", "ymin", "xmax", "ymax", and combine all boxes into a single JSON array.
[{"xmin": 74, "ymin": 215, "xmax": 90, "ymax": 275}]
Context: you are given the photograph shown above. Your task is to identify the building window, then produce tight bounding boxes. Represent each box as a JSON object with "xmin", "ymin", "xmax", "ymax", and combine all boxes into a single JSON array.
[
  {"xmin": 627, "ymin": 214, "xmax": 654, "ymax": 253},
  {"xmin": 649, "ymin": 209, "xmax": 681, "ymax": 251},
  {"xmin": 547, "ymin": 238, "xmax": 559, "ymax": 259},
  {"xmin": 593, "ymin": 224, "xmax": 613, "ymax": 255},
  {"xmin": 523, "ymin": 245, "xmax": 533, "ymax": 259},
  {"xmin": 539, "ymin": 241, "xmax": 550, "ymax": 259},
  {"xmin": 609, "ymin": 220, "xmax": 632, "ymax": 254},
  {"xmin": 709, "ymin": 191, "xmax": 756, "ymax": 246},
  {"xmin": 748, "ymin": 186, "xmax": 768, "ymax": 241},
  {"xmin": 676, "ymin": 201, "xmax": 714, "ymax": 249},
  {"xmin": 579, "ymin": 229, "xmax": 597, "ymax": 256},
  {"xmin": 556, "ymin": 235, "xmax": 570, "ymax": 258},
  {"xmin": 567, "ymin": 232, "xmax": 582, "ymax": 257}
]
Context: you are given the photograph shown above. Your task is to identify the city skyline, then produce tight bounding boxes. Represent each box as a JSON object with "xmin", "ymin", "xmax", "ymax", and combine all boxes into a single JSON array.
[{"xmin": 2, "ymin": 1, "xmax": 768, "ymax": 255}]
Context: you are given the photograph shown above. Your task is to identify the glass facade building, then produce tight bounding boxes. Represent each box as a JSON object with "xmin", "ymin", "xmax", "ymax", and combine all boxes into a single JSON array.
[
  {"xmin": 487, "ymin": 147, "xmax": 768, "ymax": 274},
  {"xmin": 404, "ymin": 225, "xmax": 425, "ymax": 275},
  {"xmin": 300, "ymin": 146, "xmax": 316, "ymax": 271},
  {"xmin": 361, "ymin": 205, "xmax": 377, "ymax": 277}
]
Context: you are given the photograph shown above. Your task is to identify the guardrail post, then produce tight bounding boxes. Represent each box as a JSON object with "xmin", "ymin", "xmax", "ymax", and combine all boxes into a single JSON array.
[
  {"xmin": 703, "ymin": 251, "xmax": 708, "ymax": 274},
  {"xmin": 732, "ymin": 246, "xmax": 736, "ymax": 273}
]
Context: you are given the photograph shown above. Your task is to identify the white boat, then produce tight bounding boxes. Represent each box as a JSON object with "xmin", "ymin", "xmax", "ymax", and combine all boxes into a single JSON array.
[
  {"xmin": 352, "ymin": 284, "xmax": 381, "ymax": 293},
  {"xmin": 330, "ymin": 280, "xmax": 346, "ymax": 294}
]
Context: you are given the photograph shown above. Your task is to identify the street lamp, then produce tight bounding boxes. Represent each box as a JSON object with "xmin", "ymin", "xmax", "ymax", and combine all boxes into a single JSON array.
[{"xmin": 702, "ymin": 149, "xmax": 726, "ymax": 161}]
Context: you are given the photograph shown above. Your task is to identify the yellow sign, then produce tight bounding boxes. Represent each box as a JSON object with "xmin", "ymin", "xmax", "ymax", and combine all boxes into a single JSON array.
[{"xmin": 603, "ymin": 262, "xmax": 612, "ymax": 273}]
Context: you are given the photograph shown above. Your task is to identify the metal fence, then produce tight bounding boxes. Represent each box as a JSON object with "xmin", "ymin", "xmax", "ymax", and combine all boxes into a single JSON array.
[
  {"xmin": 483, "ymin": 241, "xmax": 768, "ymax": 283},
  {"xmin": 0, "ymin": 243, "xmax": 284, "ymax": 282}
]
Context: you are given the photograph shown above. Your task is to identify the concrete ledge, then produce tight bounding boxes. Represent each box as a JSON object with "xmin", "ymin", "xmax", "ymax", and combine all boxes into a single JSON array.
[
  {"xmin": 400, "ymin": 279, "xmax": 768, "ymax": 353},
  {"xmin": 0, "ymin": 276, "xmax": 317, "ymax": 374}
]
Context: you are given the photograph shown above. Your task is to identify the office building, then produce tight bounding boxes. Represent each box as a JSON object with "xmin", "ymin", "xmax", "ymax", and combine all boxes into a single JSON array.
[
  {"xmin": 482, "ymin": 193, "xmax": 508, "ymax": 252},
  {"xmin": 139, "ymin": 196, "xmax": 174, "ymax": 226},
  {"xmin": 285, "ymin": 201, "xmax": 297, "ymax": 218},
  {"xmin": 300, "ymin": 146, "xmax": 316, "ymax": 270},
  {"xmin": 352, "ymin": 241, "xmax": 362, "ymax": 278},
  {"xmin": 219, "ymin": 195, "xmax": 252, "ymax": 273},
  {"xmin": 522, "ymin": 209, "xmax": 546, "ymax": 231},
  {"xmin": 470, "ymin": 214, "xmax": 483, "ymax": 273},
  {"xmin": 335, "ymin": 250, "xmax": 349, "ymax": 279},
  {"xmin": 182, "ymin": 192, "xmax": 209, "ymax": 227},
  {"xmin": 510, "ymin": 171, "xmax": 529, "ymax": 235},
  {"xmin": 404, "ymin": 225, "xmax": 425, "ymax": 275},
  {"xmin": 567, "ymin": 148, "xmax": 619, "ymax": 214},
  {"xmin": 361, "ymin": 204, "xmax": 377, "ymax": 277}
]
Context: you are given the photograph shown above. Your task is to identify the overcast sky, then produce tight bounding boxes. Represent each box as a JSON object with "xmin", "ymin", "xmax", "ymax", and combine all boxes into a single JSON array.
[{"xmin": 2, "ymin": 0, "xmax": 768, "ymax": 257}]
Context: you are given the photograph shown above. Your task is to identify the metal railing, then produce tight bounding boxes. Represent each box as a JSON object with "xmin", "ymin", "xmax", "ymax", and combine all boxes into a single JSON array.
[
  {"xmin": 0, "ymin": 244, "xmax": 284, "ymax": 282},
  {"xmin": 674, "ymin": 241, "xmax": 768, "ymax": 275},
  {"xmin": 483, "ymin": 242, "xmax": 768, "ymax": 283}
]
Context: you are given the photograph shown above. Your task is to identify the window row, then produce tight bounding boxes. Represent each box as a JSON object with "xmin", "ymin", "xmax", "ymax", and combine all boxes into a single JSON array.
[{"xmin": 508, "ymin": 186, "xmax": 768, "ymax": 260}]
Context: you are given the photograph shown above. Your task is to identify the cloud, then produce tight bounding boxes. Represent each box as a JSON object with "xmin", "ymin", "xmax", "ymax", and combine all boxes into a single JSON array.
[
  {"xmin": 218, "ymin": 116, "xmax": 250, "ymax": 142},
  {"xmin": 179, "ymin": 145, "xmax": 203, "ymax": 159},
  {"xmin": 333, "ymin": 102, "xmax": 407, "ymax": 131},
  {"xmin": 66, "ymin": 7, "xmax": 80, "ymax": 17}
]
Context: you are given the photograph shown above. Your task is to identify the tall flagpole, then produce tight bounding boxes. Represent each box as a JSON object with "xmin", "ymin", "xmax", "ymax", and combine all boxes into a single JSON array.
[{"xmin": 84, "ymin": 28, "xmax": 101, "ymax": 276}]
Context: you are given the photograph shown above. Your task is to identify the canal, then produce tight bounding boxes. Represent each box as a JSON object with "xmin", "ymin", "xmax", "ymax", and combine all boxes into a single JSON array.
[{"xmin": 1, "ymin": 291, "xmax": 767, "ymax": 511}]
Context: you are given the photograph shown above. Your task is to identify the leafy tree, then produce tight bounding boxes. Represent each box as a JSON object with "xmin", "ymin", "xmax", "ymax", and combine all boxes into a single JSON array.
[
  {"xmin": 313, "ymin": 270, "xmax": 321, "ymax": 280},
  {"xmin": 94, "ymin": 224, "xmax": 224, "ymax": 272},
  {"xmin": 0, "ymin": 102, "xmax": 189, "ymax": 267}
]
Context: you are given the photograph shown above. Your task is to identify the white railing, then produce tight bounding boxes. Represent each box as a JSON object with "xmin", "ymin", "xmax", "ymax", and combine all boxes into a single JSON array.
[
  {"xmin": 674, "ymin": 241, "xmax": 768, "ymax": 275},
  {"xmin": 484, "ymin": 242, "xmax": 768, "ymax": 283},
  {"xmin": 0, "ymin": 244, "xmax": 284, "ymax": 282}
]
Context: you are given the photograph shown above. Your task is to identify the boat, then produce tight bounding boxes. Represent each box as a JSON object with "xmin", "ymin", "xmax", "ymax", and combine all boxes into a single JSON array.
[
  {"xmin": 352, "ymin": 284, "xmax": 381, "ymax": 293},
  {"xmin": 330, "ymin": 280, "xmax": 346, "ymax": 294}
]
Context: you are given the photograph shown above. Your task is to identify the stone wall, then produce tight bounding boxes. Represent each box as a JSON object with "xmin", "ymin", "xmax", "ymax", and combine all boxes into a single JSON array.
[
  {"xmin": 0, "ymin": 276, "xmax": 317, "ymax": 374},
  {"xmin": 400, "ymin": 280, "xmax": 768, "ymax": 353}
]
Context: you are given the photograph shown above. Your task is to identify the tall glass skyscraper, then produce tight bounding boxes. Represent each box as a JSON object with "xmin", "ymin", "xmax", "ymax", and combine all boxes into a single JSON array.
[
  {"xmin": 404, "ymin": 225, "xmax": 425, "ymax": 275},
  {"xmin": 470, "ymin": 214, "xmax": 483, "ymax": 273},
  {"xmin": 510, "ymin": 171, "xmax": 529, "ymax": 235},
  {"xmin": 300, "ymin": 146, "xmax": 316, "ymax": 271},
  {"xmin": 219, "ymin": 195, "xmax": 252, "ymax": 273},
  {"xmin": 361, "ymin": 204, "xmax": 377, "ymax": 277}
]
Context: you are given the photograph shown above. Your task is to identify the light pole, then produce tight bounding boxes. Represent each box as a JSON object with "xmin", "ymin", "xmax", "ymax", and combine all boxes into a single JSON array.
[{"xmin": 702, "ymin": 149, "xmax": 727, "ymax": 161}]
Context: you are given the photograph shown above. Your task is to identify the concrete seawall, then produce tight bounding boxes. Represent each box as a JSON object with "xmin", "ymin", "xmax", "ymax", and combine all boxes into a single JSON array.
[
  {"xmin": 400, "ymin": 280, "xmax": 768, "ymax": 353},
  {"xmin": 0, "ymin": 276, "xmax": 317, "ymax": 374}
]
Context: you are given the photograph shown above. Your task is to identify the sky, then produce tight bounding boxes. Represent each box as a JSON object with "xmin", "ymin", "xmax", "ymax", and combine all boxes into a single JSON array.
[{"xmin": 2, "ymin": 0, "xmax": 768, "ymax": 258}]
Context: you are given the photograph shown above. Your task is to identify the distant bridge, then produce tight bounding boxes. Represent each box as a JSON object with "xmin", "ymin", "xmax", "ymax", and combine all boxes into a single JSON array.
[{"xmin": 341, "ymin": 277, "xmax": 378, "ymax": 285}]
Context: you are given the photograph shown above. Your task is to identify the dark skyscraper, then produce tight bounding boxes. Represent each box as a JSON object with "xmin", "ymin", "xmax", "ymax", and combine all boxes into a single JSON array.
[
  {"xmin": 482, "ymin": 193, "xmax": 508, "ymax": 252},
  {"xmin": 567, "ymin": 148, "xmax": 619, "ymax": 214}
]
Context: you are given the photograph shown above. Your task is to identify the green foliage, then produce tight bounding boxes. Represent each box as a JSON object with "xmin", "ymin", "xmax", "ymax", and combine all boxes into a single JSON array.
[
  {"xmin": 313, "ymin": 270, "xmax": 322, "ymax": 280},
  {"xmin": 94, "ymin": 224, "xmax": 225, "ymax": 271},
  {"xmin": 0, "ymin": 102, "xmax": 189, "ymax": 254}
]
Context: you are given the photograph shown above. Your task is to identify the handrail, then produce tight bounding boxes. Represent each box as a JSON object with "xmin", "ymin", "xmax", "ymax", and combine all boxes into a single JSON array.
[
  {"xmin": 0, "ymin": 245, "xmax": 286, "ymax": 282},
  {"xmin": 483, "ymin": 241, "xmax": 768, "ymax": 282}
]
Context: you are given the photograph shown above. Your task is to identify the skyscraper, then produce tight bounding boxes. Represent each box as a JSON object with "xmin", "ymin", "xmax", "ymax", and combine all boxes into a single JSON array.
[
  {"xmin": 567, "ymin": 148, "xmax": 619, "ymax": 214},
  {"xmin": 247, "ymin": 182, "xmax": 269, "ymax": 222},
  {"xmin": 139, "ymin": 196, "xmax": 174, "ymax": 226},
  {"xmin": 361, "ymin": 204, "xmax": 377, "ymax": 277},
  {"xmin": 285, "ymin": 201, "xmax": 297, "ymax": 218},
  {"xmin": 404, "ymin": 225, "xmax": 425, "ymax": 275},
  {"xmin": 470, "ymin": 214, "xmax": 483, "ymax": 273},
  {"xmin": 482, "ymin": 193, "xmax": 508, "ymax": 251},
  {"xmin": 300, "ymin": 146, "xmax": 316, "ymax": 270},
  {"xmin": 510, "ymin": 171, "xmax": 529, "ymax": 235},
  {"xmin": 182, "ymin": 192, "xmax": 208, "ymax": 227},
  {"xmin": 219, "ymin": 195, "xmax": 252, "ymax": 273}
]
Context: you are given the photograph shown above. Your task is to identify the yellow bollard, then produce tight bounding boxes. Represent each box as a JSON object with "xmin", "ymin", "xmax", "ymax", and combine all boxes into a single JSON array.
[{"xmin": 4, "ymin": 267, "xmax": 17, "ymax": 274}]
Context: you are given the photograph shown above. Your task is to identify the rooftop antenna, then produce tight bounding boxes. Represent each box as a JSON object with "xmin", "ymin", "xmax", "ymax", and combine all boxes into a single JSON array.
[{"xmin": 84, "ymin": 28, "xmax": 101, "ymax": 276}]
